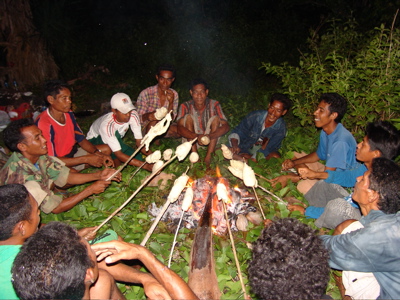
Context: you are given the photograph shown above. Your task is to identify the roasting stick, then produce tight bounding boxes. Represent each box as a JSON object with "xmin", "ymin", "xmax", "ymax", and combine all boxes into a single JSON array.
[
  {"xmin": 168, "ymin": 187, "xmax": 194, "ymax": 267},
  {"xmin": 93, "ymin": 140, "xmax": 196, "ymax": 235},
  {"xmin": 256, "ymin": 185, "xmax": 286, "ymax": 205},
  {"xmin": 141, "ymin": 167, "xmax": 190, "ymax": 246},
  {"xmin": 105, "ymin": 112, "xmax": 173, "ymax": 181},
  {"xmin": 251, "ymin": 187, "xmax": 266, "ymax": 219},
  {"xmin": 217, "ymin": 183, "xmax": 249, "ymax": 299},
  {"xmin": 128, "ymin": 151, "xmax": 162, "ymax": 184}
]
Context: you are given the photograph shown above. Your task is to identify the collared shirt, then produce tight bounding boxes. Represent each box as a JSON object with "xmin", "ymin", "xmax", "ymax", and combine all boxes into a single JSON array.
[
  {"xmin": 87, "ymin": 111, "xmax": 142, "ymax": 153},
  {"xmin": 35, "ymin": 109, "xmax": 85, "ymax": 157},
  {"xmin": 136, "ymin": 85, "xmax": 179, "ymax": 121},
  {"xmin": 228, "ymin": 110, "xmax": 287, "ymax": 157},
  {"xmin": 316, "ymin": 123, "xmax": 357, "ymax": 170},
  {"xmin": 0, "ymin": 152, "xmax": 69, "ymax": 213},
  {"xmin": 177, "ymin": 98, "xmax": 227, "ymax": 133},
  {"xmin": 320, "ymin": 210, "xmax": 400, "ymax": 299}
]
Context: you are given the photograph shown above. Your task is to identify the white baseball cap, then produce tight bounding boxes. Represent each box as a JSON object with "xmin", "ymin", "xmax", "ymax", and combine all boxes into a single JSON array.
[{"xmin": 110, "ymin": 93, "xmax": 135, "ymax": 114}]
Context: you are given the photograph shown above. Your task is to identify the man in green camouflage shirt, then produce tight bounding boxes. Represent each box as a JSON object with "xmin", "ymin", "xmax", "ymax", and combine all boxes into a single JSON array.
[{"xmin": 0, "ymin": 119, "xmax": 120, "ymax": 214}]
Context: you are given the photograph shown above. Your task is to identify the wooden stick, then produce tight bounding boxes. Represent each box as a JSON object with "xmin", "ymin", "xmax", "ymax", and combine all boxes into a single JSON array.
[
  {"xmin": 127, "ymin": 161, "xmax": 147, "ymax": 184},
  {"xmin": 106, "ymin": 144, "xmax": 144, "ymax": 181},
  {"xmin": 252, "ymin": 186, "xmax": 266, "ymax": 220},
  {"xmin": 141, "ymin": 198, "xmax": 172, "ymax": 246},
  {"xmin": 222, "ymin": 200, "xmax": 249, "ymax": 299},
  {"xmin": 256, "ymin": 185, "xmax": 286, "ymax": 204},
  {"xmin": 168, "ymin": 211, "xmax": 185, "ymax": 268},
  {"xmin": 93, "ymin": 155, "xmax": 176, "ymax": 234}
]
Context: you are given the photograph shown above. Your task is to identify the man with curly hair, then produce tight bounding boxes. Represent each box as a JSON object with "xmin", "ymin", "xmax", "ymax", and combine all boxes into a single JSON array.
[
  {"xmin": 321, "ymin": 157, "xmax": 400, "ymax": 299},
  {"xmin": 248, "ymin": 218, "xmax": 330, "ymax": 300}
]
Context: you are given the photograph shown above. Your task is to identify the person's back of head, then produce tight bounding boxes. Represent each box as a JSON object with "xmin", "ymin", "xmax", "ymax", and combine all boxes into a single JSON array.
[
  {"xmin": 366, "ymin": 121, "xmax": 400, "ymax": 160},
  {"xmin": 248, "ymin": 218, "xmax": 330, "ymax": 300},
  {"xmin": 44, "ymin": 80, "xmax": 69, "ymax": 101},
  {"xmin": 0, "ymin": 184, "xmax": 31, "ymax": 241},
  {"xmin": 3, "ymin": 118, "xmax": 34, "ymax": 153},
  {"xmin": 319, "ymin": 93, "xmax": 347, "ymax": 123},
  {"xmin": 270, "ymin": 93, "xmax": 292, "ymax": 111},
  {"xmin": 369, "ymin": 157, "xmax": 400, "ymax": 214},
  {"xmin": 12, "ymin": 222, "xmax": 93, "ymax": 300}
]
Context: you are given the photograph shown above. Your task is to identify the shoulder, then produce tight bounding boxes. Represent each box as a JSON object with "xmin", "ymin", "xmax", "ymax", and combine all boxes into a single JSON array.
[
  {"xmin": 139, "ymin": 85, "xmax": 157, "ymax": 95},
  {"xmin": 35, "ymin": 109, "xmax": 51, "ymax": 124}
]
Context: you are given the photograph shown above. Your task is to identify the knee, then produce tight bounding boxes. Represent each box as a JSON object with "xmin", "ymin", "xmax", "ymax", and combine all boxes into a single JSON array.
[{"xmin": 265, "ymin": 152, "xmax": 281, "ymax": 160}]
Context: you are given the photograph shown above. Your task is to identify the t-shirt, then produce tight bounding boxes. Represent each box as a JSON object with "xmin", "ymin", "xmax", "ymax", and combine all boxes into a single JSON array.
[
  {"xmin": 35, "ymin": 109, "xmax": 85, "ymax": 157},
  {"xmin": 87, "ymin": 111, "xmax": 142, "ymax": 153},
  {"xmin": 0, "ymin": 245, "xmax": 21, "ymax": 299},
  {"xmin": 316, "ymin": 123, "xmax": 357, "ymax": 170}
]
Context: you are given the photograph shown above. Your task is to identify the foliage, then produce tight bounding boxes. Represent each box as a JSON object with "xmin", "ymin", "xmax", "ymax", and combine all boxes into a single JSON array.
[{"xmin": 262, "ymin": 19, "xmax": 400, "ymax": 138}]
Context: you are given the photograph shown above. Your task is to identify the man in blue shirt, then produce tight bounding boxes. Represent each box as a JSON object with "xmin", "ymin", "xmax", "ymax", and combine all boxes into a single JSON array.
[
  {"xmin": 320, "ymin": 157, "xmax": 400, "ymax": 299},
  {"xmin": 299, "ymin": 121, "xmax": 400, "ymax": 228},
  {"xmin": 273, "ymin": 93, "xmax": 357, "ymax": 195},
  {"xmin": 228, "ymin": 93, "xmax": 291, "ymax": 161}
]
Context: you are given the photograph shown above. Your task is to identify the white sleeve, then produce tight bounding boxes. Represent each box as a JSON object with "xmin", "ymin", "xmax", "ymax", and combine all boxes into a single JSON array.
[{"xmin": 129, "ymin": 111, "xmax": 143, "ymax": 139}]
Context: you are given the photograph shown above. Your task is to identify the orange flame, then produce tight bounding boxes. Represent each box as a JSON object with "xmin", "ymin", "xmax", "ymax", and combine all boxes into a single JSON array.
[{"xmin": 215, "ymin": 165, "xmax": 222, "ymax": 177}]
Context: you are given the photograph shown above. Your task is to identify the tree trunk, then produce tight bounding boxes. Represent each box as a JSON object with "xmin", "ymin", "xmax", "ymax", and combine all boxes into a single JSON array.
[{"xmin": 0, "ymin": 0, "xmax": 59, "ymax": 88}]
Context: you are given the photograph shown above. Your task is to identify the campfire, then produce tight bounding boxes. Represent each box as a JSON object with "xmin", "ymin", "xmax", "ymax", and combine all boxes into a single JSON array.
[{"xmin": 148, "ymin": 172, "xmax": 262, "ymax": 235}]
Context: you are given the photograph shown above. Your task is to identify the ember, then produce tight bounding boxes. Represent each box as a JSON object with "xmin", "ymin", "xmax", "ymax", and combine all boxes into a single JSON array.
[{"xmin": 148, "ymin": 175, "xmax": 259, "ymax": 235}]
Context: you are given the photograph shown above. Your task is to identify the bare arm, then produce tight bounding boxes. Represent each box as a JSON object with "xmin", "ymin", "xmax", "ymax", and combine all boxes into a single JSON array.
[
  {"xmin": 93, "ymin": 241, "xmax": 198, "ymax": 300},
  {"xmin": 209, "ymin": 120, "xmax": 229, "ymax": 140},
  {"xmin": 298, "ymin": 167, "xmax": 329, "ymax": 180},
  {"xmin": 66, "ymin": 169, "xmax": 120, "ymax": 185},
  {"xmin": 282, "ymin": 151, "xmax": 320, "ymax": 170},
  {"xmin": 52, "ymin": 181, "xmax": 111, "ymax": 213},
  {"xmin": 177, "ymin": 118, "xmax": 197, "ymax": 140}
]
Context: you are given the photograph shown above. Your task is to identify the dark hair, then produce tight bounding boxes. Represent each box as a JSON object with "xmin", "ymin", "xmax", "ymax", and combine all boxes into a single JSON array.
[
  {"xmin": 319, "ymin": 93, "xmax": 347, "ymax": 123},
  {"xmin": 270, "ymin": 93, "xmax": 292, "ymax": 111},
  {"xmin": 44, "ymin": 80, "xmax": 70, "ymax": 105},
  {"xmin": 189, "ymin": 78, "xmax": 209, "ymax": 90},
  {"xmin": 369, "ymin": 158, "xmax": 400, "ymax": 214},
  {"xmin": 366, "ymin": 121, "xmax": 400, "ymax": 160},
  {"xmin": 0, "ymin": 184, "xmax": 32, "ymax": 241},
  {"xmin": 3, "ymin": 118, "xmax": 35, "ymax": 152},
  {"xmin": 12, "ymin": 222, "xmax": 93, "ymax": 300},
  {"xmin": 248, "ymin": 218, "xmax": 330, "ymax": 300},
  {"xmin": 157, "ymin": 64, "xmax": 176, "ymax": 78}
]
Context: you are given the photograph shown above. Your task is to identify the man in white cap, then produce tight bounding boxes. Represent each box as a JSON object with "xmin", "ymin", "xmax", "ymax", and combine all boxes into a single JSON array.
[{"xmin": 87, "ymin": 93, "xmax": 152, "ymax": 170}]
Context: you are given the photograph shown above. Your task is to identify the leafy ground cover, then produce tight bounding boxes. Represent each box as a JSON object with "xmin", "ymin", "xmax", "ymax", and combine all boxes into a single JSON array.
[{"xmin": 39, "ymin": 106, "xmax": 341, "ymax": 299}]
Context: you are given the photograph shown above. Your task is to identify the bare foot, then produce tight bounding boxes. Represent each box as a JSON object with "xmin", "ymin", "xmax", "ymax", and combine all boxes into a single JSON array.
[{"xmin": 287, "ymin": 204, "xmax": 305, "ymax": 214}]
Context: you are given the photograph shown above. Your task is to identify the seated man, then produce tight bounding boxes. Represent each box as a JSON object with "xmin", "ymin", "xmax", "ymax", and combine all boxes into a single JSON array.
[
  {"xmin": 299, "ymin": 121, "xmax": 400, "ymax": 228},
  {"xmin": 12, "ymin": 222, "xmax": 198, "ymax": 300},
  {"xmin": 0, "ymin": 183, "xmax": 119, "ymax": 300},
  {"xmin": 177, "ymin": 78, "xmax": 230, "ymax": 167},
  {"xmin": 0, "ymin": 119, "xmax": 120, "ymax": 214},
  {"xmin": 320, "ymin": 157, "xmax": 400, "ymax": 299},
  {"xmin": 228, "ymin": 93, "xmax": 291, "ymax": 161},
  {"xmin": 273, "ymin": 93, "xmax": 357, "ymax": 194},
  {"xmin": 248, "ymin": 218, "xmax": 330, "ymax": 300},
  {"xmin": 36, "ymin": 80, "xmax": 113, "ymax": 169},
  {"xmin": 87, "ymin": 93, "xmax": 152, "ymax": 171},
  {"xmin": 137, "ymin": 64, "xmax": 180, "ymax": 137}
]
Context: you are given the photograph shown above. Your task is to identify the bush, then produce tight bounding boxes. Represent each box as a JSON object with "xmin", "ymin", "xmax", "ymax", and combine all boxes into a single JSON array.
[{"xmin": 261, "ymin": 19, "xmax": 400, "ymax": 138}]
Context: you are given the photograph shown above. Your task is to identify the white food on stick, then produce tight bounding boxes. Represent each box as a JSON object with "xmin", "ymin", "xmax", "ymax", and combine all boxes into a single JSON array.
[
  {"xmin": 221, "ymin": 144, "xmax": 233, "ymax": 160},
  {"xmin": 163, "ymin": 149, "xmax": 173, "ymax": 160},
  {"xmin": 145, "ymin": 150, "xmax": 161, "ymax": 164}
]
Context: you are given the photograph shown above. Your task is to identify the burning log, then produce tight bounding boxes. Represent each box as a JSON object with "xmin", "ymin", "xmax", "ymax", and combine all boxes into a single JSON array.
[{"xmin": 188, "ymin": 194, "xmax": 221, "ymax": 300}]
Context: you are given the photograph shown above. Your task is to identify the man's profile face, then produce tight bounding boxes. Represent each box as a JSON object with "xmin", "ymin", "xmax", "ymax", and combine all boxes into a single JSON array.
[
  {"xmin": 19, "ymin": 125, "xmax": 48, "ymax": 157},
  {"xmin": 25, "ymin": 194, "xmax": 41, "ymax": 238},
  {"xmin": 156, "ymin": 70, "xmax": 175, "ymax": 92},
  {"xmin": 356, "ymin": 136, "xmax": 377, "ymax": 162},
  {"xmin": 48, "ymin": 87, "xmax": 72, "ymax": 113},
  {"xmin": 352, "ymin": 170, "xmax": 372, "ymax": 205},
  {"xmin": 313, "ymin": 101, "xmax": 335, "ymax": 128},
  {"xmin": 266, "ymin": 100, "xmax": 287, "ymax": 124},
  {"xmin": 190, "ymin": 84, "xmax": 208, "ymax": 108}
]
